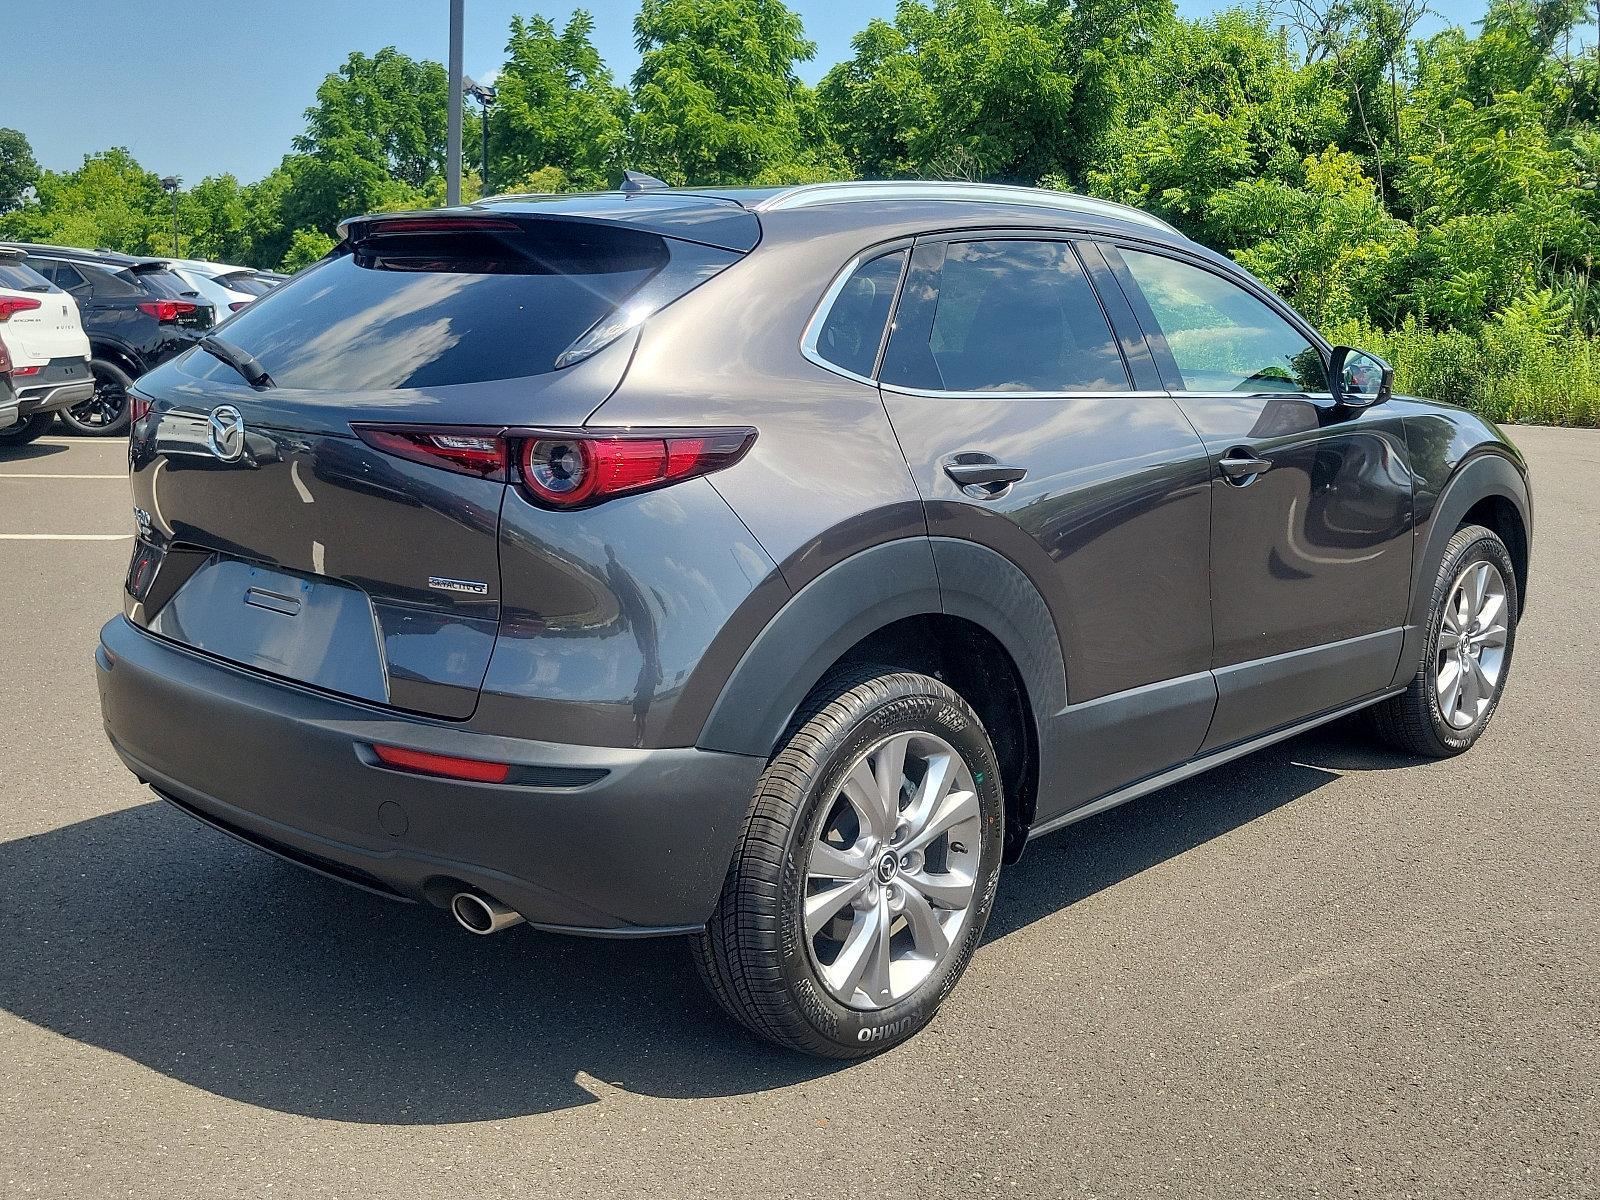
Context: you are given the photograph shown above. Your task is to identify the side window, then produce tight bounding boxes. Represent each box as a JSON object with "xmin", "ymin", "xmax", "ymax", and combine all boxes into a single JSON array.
[
  {"xmin": 49, "ymin": 263, "xmax": 91, "ymax": 295},
  {"xmin": 881, "ymin": 238, "xmax": 1129, "ymax": 393},
  {"xmin": 82, "ymin": 265, "xmax": 143, "ymax": 299},
  {"xmin": 812, "ymin": 249, "xmax": 906, "ymax": 379},
  {"xmin": 1118, "ymin": 249, "xmax": 1327, "ymax": 393}
]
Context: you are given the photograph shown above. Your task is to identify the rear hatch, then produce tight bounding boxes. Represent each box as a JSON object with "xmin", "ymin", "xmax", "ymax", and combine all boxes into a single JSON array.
[
  {"xmin": 0, "ymin": 257, "xmax": 86, "ymax": 365},
  {"xmin": 123, "ymin": 205, "xmax": 752, "ymax": 719},
  {"xmin": 130, "ymin": 262, "xmax": 216, "ymax": 332}
]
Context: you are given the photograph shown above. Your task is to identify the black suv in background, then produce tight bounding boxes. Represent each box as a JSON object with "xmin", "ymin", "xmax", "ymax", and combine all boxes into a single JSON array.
[{"xmin": 1, "ymin": 244, "xmax": 214, "ymax": 435}]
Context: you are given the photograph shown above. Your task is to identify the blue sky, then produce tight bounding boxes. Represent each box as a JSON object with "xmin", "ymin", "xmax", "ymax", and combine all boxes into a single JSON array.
[{"xmin": 7, "ymin": 0, "xmax": 1505, "ymax": 185}]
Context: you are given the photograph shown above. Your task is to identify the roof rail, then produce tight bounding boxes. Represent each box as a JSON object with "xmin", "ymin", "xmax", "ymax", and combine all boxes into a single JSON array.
[{"xmin": 754, "ymin": 181, "xmax": 1179, "ymax": 234}]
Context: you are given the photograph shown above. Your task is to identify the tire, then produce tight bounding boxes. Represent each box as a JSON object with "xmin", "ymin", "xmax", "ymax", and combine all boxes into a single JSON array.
[
  {"xmin": 1370, "ymin": 524, "xmax": 1519, "ymax": 757},
  {"xmin": 0, "ymin": 412, "xmax": 56, "ymax": 446},
  {"xmin": 57, "ymin": 360, "xmax": 132, "ymax": 437},
  {"xmin": 693, "ymin": 667, "xmax": 1005, "ymax": 1058}
]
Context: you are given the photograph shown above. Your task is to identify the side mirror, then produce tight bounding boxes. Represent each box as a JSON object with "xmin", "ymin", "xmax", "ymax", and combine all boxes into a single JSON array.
[{"xmin": 1329, "ymin": 346, "xmax": 1393, "ymax": 409}]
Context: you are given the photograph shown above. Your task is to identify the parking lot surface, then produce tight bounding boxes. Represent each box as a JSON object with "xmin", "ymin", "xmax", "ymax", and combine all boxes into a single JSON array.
[{"xmin": 0, "ymin": 426, "xmax": 1594, "ymax": 1199}]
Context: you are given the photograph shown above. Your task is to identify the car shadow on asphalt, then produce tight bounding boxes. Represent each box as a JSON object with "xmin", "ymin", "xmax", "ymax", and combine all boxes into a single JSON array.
[
  {"xmin": 0, "ymin": 721, "xmax": 1418, "ymax": 1123},
  {"xmin": 0, "ymin": 440, "xmax": 72, "ymax": 463}
]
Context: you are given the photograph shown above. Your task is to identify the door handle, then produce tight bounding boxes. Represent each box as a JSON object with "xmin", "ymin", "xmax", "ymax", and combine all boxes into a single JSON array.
[
  {"xmin": 1218, "ymin": 449, "xmax": 1271, "ymax": 483},
  {"xmin": 944, "ymin": 457, "xmax": 1028, "ymax": 491}
]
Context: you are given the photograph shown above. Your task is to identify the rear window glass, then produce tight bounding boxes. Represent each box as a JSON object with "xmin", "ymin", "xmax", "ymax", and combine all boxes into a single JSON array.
[
  {"xmin": 217, "ymin": 272, "xmax": 273, "ymax": 296},
  {"xmin": 813, "ymin": 250, "xmax": 905, "ymax": 378},
  {"xmin": 132, "ymin": 267, "xmax": 202, "ymax": 300},
  {"xmin": 196, "ymin": 220, "xmax": 736, "ymax": 391},
  {"xmin": 882, "ymin": 239, "xmax": 1129, "ymax": 393},
  {"xmin": 0, "ymin": 261, "xmax": 53, "ymax": 292}
]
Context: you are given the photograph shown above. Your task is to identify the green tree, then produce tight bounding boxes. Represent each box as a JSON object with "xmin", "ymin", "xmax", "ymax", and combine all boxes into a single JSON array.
[
  {"xmin": 281, "ymin": 228, "xmax": 337, "ymax": 272},
  {"xmin": 0, "ymin": 148, "xmax": 166, "ymax": 253},
  {"xmin": 179, "ymin": 174, "xmax": 251, "ymax": 263},
  {"xmin": 494, "ymin": 11, "xmax": 629, "ymax": 190},
  {"xmin": 629, "ymin": 0, "xmax": 822, "ymax": 183},
  {"xmin": 0, "ymin": 128, "xmax": 40, "ymax": 214},
  {"xmin": 294, "ymin": 48, "xmax": 450, "ymax": 188}
]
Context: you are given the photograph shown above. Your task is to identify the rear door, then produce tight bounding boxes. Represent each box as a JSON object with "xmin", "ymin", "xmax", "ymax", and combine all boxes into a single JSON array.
[
  {"xmin": 1103, "ymin": 244, "xmax": 1413, "ymax": 750},
  {"xmin": 126, "ymin": 215, "xmax": 729, "ymax": 720},
  {"xmin": 872, "ymin": 232, "xmax": 1216, "ymax": 821}
]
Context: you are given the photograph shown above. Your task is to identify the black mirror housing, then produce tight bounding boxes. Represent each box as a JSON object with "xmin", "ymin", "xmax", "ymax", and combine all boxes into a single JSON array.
[{"xmin": 1329, "ymin": 346, "xmax": 1393, "ymax": 409}]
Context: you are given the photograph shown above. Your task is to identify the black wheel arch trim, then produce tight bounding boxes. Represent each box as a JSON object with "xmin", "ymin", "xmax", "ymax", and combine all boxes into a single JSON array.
[
  {"xmin": 1393, "ymin": 448, "xmax": 1531, "ymax": 688},
  {"xmin": 697, "ymin": 537, "xmax": 1066, "ymax": 761}
]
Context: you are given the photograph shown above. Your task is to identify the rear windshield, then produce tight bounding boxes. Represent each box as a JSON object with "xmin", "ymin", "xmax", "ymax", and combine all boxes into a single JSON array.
[
  {"xmin": 216, "ymin": 271, "xmax": 274, "ymax": 296},
  {"xmin": 132, "ymin": 267, "xmax": 203, "ymax": 299},
  {"xmin": 193, "ymin": 220, "xmax": 738, "ymax": 391},
  {"xmin": 0, "ymin": 260, "xmax": 55, "ymax": 293}
]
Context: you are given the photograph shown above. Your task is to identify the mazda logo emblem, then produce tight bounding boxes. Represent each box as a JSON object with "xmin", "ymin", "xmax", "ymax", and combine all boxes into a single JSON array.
[{"xmin": 207, "ymin": 405, "xmax": 246, "ymax": 462}]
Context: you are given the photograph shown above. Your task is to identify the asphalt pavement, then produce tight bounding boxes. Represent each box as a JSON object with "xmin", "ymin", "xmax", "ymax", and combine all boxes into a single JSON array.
[{"xmin": 0, "ymin": 425, "xmax": 1594, "ymax": 1199}]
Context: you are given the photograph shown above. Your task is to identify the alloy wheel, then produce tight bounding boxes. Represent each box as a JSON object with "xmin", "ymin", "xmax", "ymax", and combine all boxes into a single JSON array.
[
  {"xmin": 1435, "ymin": 559, "xmax": 1509, "ymax": 730},
  {"xmin": 67, "ymin": 365, "xmax": 129, "ymax": 433},
  {"xmin": 804, "ymin": 730, "xmax": 983, "ymax": 1011}
]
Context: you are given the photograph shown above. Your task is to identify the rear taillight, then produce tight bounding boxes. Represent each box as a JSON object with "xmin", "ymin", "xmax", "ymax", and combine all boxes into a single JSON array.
[
  {"xmin": 354, "ymin": 427, "xmax": 509, "ymax": 480},
  {"xmin": 353, "ymin": 425, "xmax": 755, "ymax": 508},
  {"xmin": 0, "ymin": 296, "xmax": 41, "ymax": 322},
  {"xmin": 137, "ymin": 299, "xmax": 198, "ymax": 323},
  {"xmin": 229, "ymin": 301, "xmax": 250, "ymax": 312},
  {"xmin": 517, "ymin": 432, "xmax": 755, "ymax": 508},
  {"xmin": 0, "ymin": 336, "xmax": 11, "ymax": 377},
  {"xmin": 11, "ymin": 365, "xmax": 39, "ymax": 377},
  {"xmin": 130, "ymin": 393, "xmax": 152, "ymax": 424}
]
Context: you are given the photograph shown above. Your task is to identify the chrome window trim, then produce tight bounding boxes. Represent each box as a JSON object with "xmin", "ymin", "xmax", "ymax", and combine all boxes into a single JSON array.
[
  {"xmin": 799, "ymin": 244, "xmax": 911, "ymax": 386},
  {"xmin": 756, "ymin": 182, "xmax": 1180, "ymax": 235},
  {"xmin": 878, "ymin": 383, "xmax": 1174, "ymax": 402}
]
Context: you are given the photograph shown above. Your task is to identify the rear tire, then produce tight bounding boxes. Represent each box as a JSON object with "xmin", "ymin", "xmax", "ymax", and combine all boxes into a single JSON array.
[
  {"xmin": 0, "ymin": 412, "xmax": 55, "ymax": 446},
  {"xmin": 693, "ymin": 667, "xmax": 1005, "ymax": 1058},
  {"xmin": 58, "ymin": 360, "xmax": 132, "ymax": 437},
  {"xmin": 1369, "ymin": 524, "xmax": 1518, "ymax": 757}
]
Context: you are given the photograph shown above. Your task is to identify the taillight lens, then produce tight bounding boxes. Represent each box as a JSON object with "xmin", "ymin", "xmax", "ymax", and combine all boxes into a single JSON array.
[
  {"xmin": 517, "ymin": 431, "xmax": 755, "ymax": 508},
  {"xmin": 353, "ymin": 425, "xmax": 755, "ymax": 506},
  {"xmin": 0, "ymin": 296, "xmax": 42, "ymax": 322},
  {"xmin": 354, "ymin": 427, "xmax": 509, "ymax": 480},
  {"xmin": 130, "ymin": 393, "xmax": 152, "ymax": 424},
  {"xmin": 12, "ymin": 365, "xmax": 39, "ymax": 377},
  {"xmin": 229, "ymin": 301, "xmax": 250, "ymax": 312},
  {"xmin": 0, "ymin": 336, "xmax": 11, "ymax": 376},
  {"xmin": 137, "ymin": 299, "xmax": 198, "ymax": 323}
]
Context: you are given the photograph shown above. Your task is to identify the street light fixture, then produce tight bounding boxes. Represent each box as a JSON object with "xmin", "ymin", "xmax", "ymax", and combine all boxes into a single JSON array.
[
  {"xmin": 464, "ymin": 76, "xmax": 497, "ymax": 196},
  {"xmin": 160, "ymin": 176, "xmax": 181, "ymax": 257}
]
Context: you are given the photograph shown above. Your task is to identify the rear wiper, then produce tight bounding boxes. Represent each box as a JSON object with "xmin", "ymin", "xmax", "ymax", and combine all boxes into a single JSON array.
[{"xmin": 199, "ymin": 335, "xmax": 273, "ymax": 389}]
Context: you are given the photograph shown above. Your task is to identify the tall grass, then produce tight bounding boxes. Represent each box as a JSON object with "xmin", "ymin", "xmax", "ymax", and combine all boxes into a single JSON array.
[{"xmin": 1324, "ymin": 317, "xmax": 1600, "ymax": 427}]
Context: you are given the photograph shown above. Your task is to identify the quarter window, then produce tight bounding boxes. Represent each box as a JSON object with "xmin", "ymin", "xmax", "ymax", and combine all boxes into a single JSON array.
[
  {"xmin": 813, "ymin": 250, "xmax": 905, "ymax": 379},
  {"xmin": 1118, "ymin": 249, "xmax": 1327, "ymax": 393},
  {"xmin": 881, "ymin": 239, "xmax": 1129, "ymax": 393}
]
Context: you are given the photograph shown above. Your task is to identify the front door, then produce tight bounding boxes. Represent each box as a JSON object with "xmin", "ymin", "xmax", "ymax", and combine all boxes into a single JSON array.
[
  {"xmin": 1105, "ymin": 245, "xmax": 1414, "ymax": 750},
  {"xmin": 874, "ymin": 233, "xmax": 1217, "ymax": 822}
]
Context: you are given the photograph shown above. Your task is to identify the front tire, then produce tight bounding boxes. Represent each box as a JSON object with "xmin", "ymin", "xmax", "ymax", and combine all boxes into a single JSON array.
[
  {"xmin": 694, "ymin": 668, "xmax": 1005, "ymax": 1058},
  {"xmin": 58, "ymin": 360, "xmax": 133, "ymax": 436},
  {"xmin": 1370, "ymin": 524, "xmax": 1519, "ymax": 757}
]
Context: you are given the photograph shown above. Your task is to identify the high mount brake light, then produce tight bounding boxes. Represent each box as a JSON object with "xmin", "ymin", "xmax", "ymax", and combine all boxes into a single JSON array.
[
  {"xmin": 352, "ymin": 425, "xmax": 756, "ymax": 507},
  {"xmin": 138, "ymin": 299, "xmax": 198, "ymax": 323},
  {"xmin": 363, "ymin": 217, "xmax": 521, "ymax": 237},
  {"xmin": 0, "ymin": 296, "xmax": 42, "ymax": 321}
]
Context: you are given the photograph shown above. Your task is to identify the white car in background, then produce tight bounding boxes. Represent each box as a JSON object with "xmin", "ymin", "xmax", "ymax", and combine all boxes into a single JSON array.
[
  {"xmin": 0, "ymin": 249, "xmax": 93, "ymax": 446},
  {"xmin": 168, "ymin": 259, "xmax": 275, "ymax": 318}
]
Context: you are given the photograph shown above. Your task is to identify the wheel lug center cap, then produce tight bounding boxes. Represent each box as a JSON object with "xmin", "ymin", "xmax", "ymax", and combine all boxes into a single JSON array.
[{"xmin": 875, "ymin": 851, "xmax": 900, "ymax": 885}]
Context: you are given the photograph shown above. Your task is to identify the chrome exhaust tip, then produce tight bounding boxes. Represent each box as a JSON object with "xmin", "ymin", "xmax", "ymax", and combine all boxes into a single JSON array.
[{"xmin": 450, "ymin": 891, "xmax": 525, "ymax": 935}]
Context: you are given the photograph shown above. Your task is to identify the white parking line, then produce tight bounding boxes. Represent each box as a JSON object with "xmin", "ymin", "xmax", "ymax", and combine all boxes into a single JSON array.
[
  {"xmin": 0, "ymin": 473, "xmax": 126, "ymax": 479},
  {"xmin": 0, "ymin": 533, "xmax": 132, "ymax": 541},
  {"xmin": 32, "ymin": 437, "xmax": 126, "ymax": 448}
]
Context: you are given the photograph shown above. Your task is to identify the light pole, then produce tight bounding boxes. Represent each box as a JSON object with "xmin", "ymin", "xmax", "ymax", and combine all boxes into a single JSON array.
[
  {"xmin": 160, "ymin": 176, "xmax": 181, "ymax": 257},
  {"xmin": 465, "ymin": 77, "xmax": 496, "ymax": 196},
  {"xmin": 446, "ymin": 0, "xmax": 465, "ymax": 205}
]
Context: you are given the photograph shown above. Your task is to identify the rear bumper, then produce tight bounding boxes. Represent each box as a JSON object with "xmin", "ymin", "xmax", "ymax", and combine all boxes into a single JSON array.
[
  {"xmin": 18, "ymin": 380, "xmax": 93, "ymax": 416},
  {"xmin": 96, "ymin": 616, "xmax": 763, "ymax": 935}
]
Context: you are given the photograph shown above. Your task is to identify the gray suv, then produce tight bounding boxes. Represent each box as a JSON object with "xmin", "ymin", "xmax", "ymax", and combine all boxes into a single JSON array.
[{"xmin": 97, "ymin": 181, "xmax": 1531, "ymax": 1057}]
